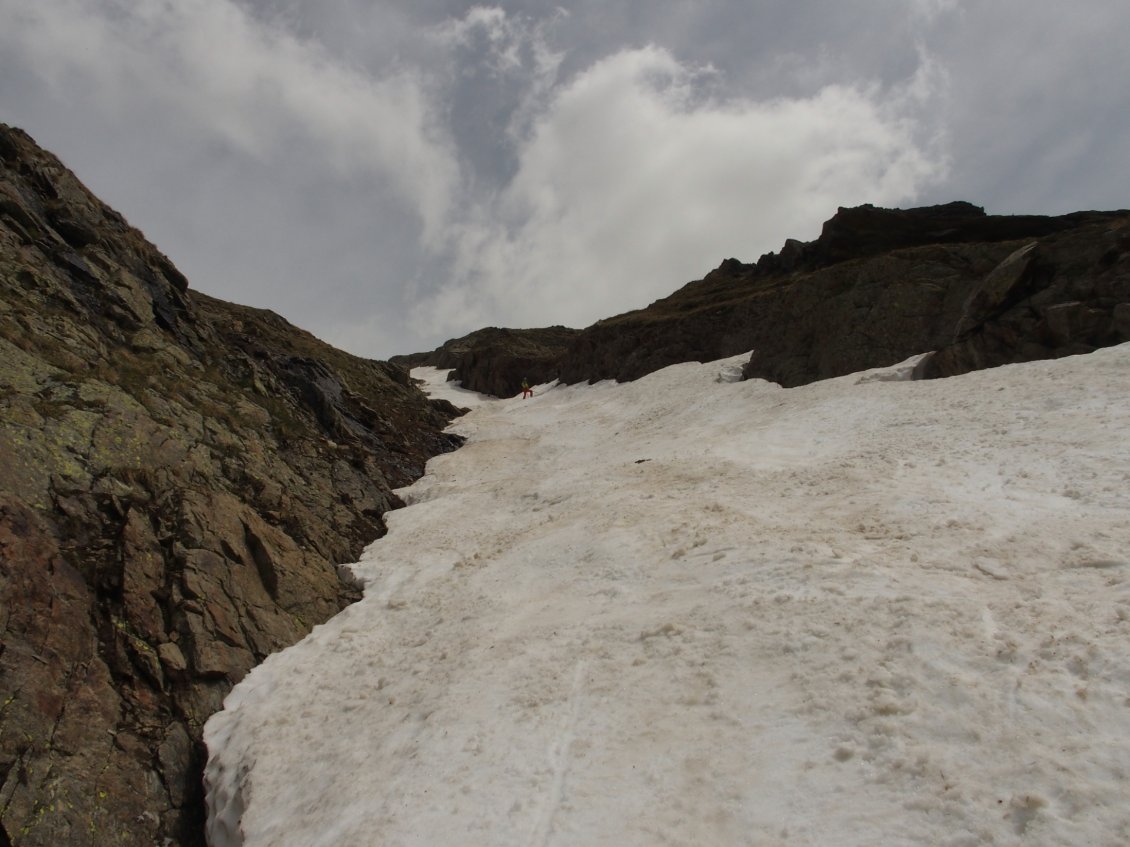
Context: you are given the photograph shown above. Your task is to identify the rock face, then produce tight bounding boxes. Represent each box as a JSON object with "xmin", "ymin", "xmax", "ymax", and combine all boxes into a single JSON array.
[
  {"xmin": 394, "ymin": 204, "xmax": 1129, "ymax": 396},
  {"xmin": 915, "ymin": 221, "xmax": 1130, "ymax": 377},
  {"xmin": 553, "ymin": 203, "xmax": 1130, "ymax": 387},
  {"xmin": 393, "ymin": 326, "xmax": 580, "ymax": 398},
  {"xmin": 0, "ymin": 125, "xmax": 462, "ymax": 846}
]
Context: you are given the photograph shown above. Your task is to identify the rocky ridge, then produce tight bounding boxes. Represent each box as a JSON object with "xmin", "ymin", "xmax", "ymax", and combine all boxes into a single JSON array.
[
  {"xmin": 0, "ymin": 125, "xmax": 462, "ymax": 846},
  {"xmin": 392, "ymin": 325, "xmax": 580, "ymax": 398},
  {"xmin": 414, "ymin": 202, "xmax": 1130, "ymax": 393},
  {"xmin": 559, "ymin": 202, "xmax": 1130, "ymax": 387}
]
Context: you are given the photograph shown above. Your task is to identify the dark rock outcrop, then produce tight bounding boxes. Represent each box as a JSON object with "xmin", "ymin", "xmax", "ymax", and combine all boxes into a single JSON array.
[
  {"xmin": 389, "ymin": 327, "xmax": 514, "ymax": 371},
  {"xmin": 765, "ymin": 201, "xmax": 1085, "ymax": 273},
  {"xmin": 394, "ymin": 204, "xmax": 1129, "ymax": 396},
  {"xmin": 394, "ymin": 326, "xmax": 581, "ymax": 398},
  {"xmin": 915, "ymin": 220, "xmax": 1130, "ymax": 377},
  {"xmin": 553, "ymin": 203, "xmax": 1130, "ymax": 387},
  {"xmin": 0, "ymin": 124, "xmax": 462, "ymax": 846}
]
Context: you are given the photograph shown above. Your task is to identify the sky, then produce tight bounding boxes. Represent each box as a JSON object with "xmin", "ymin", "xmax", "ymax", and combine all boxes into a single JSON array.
[
  {"xmin": 2, "ymin": 1, "xmax": 1128, "ymax": 358},
  {"xmin": 204, "ymin": 348, "xmax": 1130, "ymax": 845}
]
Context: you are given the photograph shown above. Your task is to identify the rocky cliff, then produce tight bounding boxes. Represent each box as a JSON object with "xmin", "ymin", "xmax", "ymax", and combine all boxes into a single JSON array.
[
  {"xmin": 0, "ymin": 125, "xmax": 462, "ymax": 846},
  {"xmin": 412, "ymin": 203, "xmax": 1129, "ymax": 394},
  {"xmin": 392, "ymin": 326, "xmax": 580, "ymax": 398},
  {"xmin": 557, "ymin": 202, "xmax": 1130, "ymax": 388}
]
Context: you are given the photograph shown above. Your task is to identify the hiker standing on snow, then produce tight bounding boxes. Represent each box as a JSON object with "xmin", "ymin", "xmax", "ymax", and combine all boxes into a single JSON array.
[{"xmin": 521, "ymin": 378, "xmax": 533, "ymax": 399}]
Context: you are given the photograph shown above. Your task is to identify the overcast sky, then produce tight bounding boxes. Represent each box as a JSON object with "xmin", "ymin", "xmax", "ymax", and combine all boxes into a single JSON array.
[{"xmin": 2, "ymin": 1, "xmax": 1128, "ymax": 358}]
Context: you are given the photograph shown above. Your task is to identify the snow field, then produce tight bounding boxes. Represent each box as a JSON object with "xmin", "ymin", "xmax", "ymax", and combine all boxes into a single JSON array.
[{"xmin": 205, "ymin": 347, "xmax": 1130, "ymax": 846}]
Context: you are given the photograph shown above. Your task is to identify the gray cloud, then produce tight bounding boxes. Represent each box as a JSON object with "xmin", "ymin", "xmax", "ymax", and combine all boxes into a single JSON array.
[
  {"xmin": 2, "ymin": 1, "xmax": 1127, "ymax": 358},
  {"xmin": 414, "ymin": 44, "xmax": 944, "ymax": 339},
  {"xmin": 914, "ymin": 1, "xmax": 1130, "ymax": 214}
]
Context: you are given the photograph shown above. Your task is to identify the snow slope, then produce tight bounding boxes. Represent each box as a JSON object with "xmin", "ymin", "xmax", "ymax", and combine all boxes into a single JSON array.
[{"xmin": 204, "ymin": 347, "xmax": 1130, "ymax": 847}]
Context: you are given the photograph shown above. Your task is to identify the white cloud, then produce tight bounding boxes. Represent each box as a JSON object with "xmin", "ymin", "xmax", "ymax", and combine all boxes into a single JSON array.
[
  {"xmin": 433, "ymin": 6, "xmax": 518, "ymax": 69},
  {"xmin": 24, "ymin": 1, "xmax": 1121, "ymax": 358},
  {"xmin": 1, "ymin": 0, "xmax": 459, "ymax": 243},
  {"xmin": 414, "ymin": 45, "xmax": 947, "ymax": 338},
  {"xmin": 427, "ymin": 5, "xmax": 567, "ymax": 150}
]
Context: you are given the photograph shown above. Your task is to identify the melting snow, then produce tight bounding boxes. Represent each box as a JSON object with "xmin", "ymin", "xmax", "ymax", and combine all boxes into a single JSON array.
[{"xmin": 205, "ymin": 346, "xmax": 1130, "ymax": 846}]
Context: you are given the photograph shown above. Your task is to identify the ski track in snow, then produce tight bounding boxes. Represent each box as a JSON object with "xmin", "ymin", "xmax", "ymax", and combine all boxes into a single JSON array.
[{"xmin": 205, "ymin": 348, "xmax": 1130, "ymax": 847}]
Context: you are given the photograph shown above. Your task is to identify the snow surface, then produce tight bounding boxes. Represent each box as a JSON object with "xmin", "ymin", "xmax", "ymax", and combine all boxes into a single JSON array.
[{"xmin": 204, "ymin": 348, "xmax": 1130, "ymax": 847}]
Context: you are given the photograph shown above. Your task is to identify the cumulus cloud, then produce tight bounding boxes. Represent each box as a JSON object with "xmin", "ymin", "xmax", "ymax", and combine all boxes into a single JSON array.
[
  {"xmin": 1, "ymin": 0, "xmax": 458, "ymax": 241},
  {"xmin": 414, "ymin": 44, "xmax": 946, "ymax": 337},
  {"xmin": 5, "ymin": 0, "xmax": 1124, "ymax": 358}
]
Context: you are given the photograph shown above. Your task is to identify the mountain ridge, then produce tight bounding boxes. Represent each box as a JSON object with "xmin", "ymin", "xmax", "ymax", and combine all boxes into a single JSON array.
[{"xmin": 405, "ymin": 202, "xmax": 1130, "ymax": 395}]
